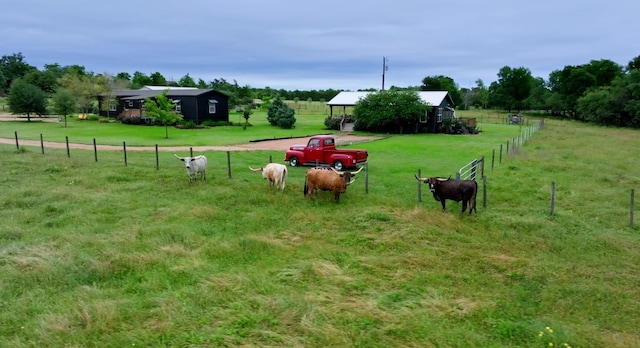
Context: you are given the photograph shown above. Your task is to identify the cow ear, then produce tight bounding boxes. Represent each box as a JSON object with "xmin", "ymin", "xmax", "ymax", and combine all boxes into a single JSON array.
[{"xmin": 190, "ymin": 158, "xmax": 197, "ymax": 162}]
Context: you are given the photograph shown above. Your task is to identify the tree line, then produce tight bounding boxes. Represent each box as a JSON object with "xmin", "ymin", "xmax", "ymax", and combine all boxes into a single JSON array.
[{"xmin": 2, "ymin": 52, "xmax": 640, "ymax": 128}]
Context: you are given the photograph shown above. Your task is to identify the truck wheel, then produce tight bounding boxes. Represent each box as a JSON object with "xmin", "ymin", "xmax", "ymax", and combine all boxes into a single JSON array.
[
  {"xmin": 333, "ymin": 160, "xmax": 345, "ymax": 171},
  {"xmin": 289, "ymin": 157, "xmax": 300, "ymax": 167}
]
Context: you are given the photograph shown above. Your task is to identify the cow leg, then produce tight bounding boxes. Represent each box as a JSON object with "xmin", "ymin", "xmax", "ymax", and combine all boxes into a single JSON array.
[
  {"xmin": 461, "ymin": 200, "xmax": 468, "ymax": 214},
  {"xmin": 440, "ymin": 200, "xmax": 446, "ymax": 211}
]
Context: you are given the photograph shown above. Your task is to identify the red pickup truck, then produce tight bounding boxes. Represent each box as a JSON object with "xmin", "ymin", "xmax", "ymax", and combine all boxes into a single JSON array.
[{"xmin": 284, "ymin": 135, "xmax": 368, "ymax": 170}]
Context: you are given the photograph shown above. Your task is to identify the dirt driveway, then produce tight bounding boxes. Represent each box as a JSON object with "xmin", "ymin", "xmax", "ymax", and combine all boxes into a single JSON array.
[{"xmin": 0, "ymin": 113, "xmax": 382, "ymax": 151}]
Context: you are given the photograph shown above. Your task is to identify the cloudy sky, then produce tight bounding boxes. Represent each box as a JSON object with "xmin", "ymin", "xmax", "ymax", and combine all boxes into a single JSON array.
[{"xmin": 2, "ymin": 0, "xmax": 638, "ymax": 90}]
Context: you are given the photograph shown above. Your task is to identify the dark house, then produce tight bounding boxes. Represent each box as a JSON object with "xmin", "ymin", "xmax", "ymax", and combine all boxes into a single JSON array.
[
  {"xmin": 326, "ymin": 91, "xmax": 456, "ymax": 133},
  {"xmin": 98, "ymin": 86, "xmax": 229, "ymax": 124}
]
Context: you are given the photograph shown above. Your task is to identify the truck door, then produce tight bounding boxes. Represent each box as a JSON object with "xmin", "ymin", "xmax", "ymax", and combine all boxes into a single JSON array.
[{"xmin": 306, "ymin": 138, "xmax": 322, "ymax": 164}]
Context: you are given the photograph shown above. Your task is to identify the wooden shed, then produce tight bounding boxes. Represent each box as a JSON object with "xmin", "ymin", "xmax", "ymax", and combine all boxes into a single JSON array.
[
  {"xmin": 98, "ymin": 86, "xmax": 229, "ymax": 125},
  {"xmin": 326, "ymin": 90, "xmax": 456, "ymax": 133}
]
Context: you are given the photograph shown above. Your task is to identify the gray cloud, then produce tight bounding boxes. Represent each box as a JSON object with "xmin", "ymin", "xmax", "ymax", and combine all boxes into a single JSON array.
[{"xmin": 2, "ymin": 0, "xmax": 639, "ymax": 90}]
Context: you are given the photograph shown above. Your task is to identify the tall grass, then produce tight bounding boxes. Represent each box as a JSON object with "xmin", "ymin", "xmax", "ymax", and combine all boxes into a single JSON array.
[{"xmin": 1, "ymin": 118, "xmax": 639, "ymax": 347}]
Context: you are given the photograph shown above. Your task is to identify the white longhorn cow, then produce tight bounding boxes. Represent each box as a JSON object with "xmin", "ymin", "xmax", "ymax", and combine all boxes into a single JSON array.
[
  {"xmin": 249, "ymin": 163, "xmax": 288, "ymax": 191},
  {"xmin": 175, "ymin": 154, "xmax": 207, "ymax": 182}
]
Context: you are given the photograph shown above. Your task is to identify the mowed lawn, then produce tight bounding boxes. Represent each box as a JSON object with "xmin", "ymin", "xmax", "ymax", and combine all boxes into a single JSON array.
[{"xmin": 0, "ymin": 115, "xmax": 639, "ymax": 347}]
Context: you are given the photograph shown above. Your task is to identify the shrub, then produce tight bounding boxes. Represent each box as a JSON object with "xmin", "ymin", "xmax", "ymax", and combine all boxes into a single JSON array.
[
  {"xmin": 324, "ymin": 116, "xmax": 342, "ymax": 130},
  {"xmin": 121, "ymin": 116, "xmax": 145, "ymax": 125},
  {"xmin": 202, "ymin": 120, "xmax": 229, "ymax": 127},
  {"xmin": 178, "ymin": 120, "xmax": 197, "ymax": 129},
  {"xmin": 267, "ymin": 97, "xmax": 296, "ymax": 129}
]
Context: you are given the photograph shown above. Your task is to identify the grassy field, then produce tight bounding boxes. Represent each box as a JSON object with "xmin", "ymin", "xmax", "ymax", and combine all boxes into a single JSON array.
[{"xmin": 1, "ymin": 115, "xmax": 639, "ymax": 347}]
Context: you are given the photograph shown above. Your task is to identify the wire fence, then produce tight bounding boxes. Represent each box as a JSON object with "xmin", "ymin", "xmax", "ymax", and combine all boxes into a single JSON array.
[{"xmin": 415, "ymin": 119, "xmax": 636, "ymax": 226}]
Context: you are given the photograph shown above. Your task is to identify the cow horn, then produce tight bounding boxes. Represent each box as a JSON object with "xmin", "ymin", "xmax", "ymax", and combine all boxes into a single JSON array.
[
  {"xmin": 351, "ymin": 166, "xmax": 364, "ymax": 175},
  {"xmin": 330, "ymin": 167, "xmax": 345, "ymax": 175},
  {"xmin": 414, "ymin": 173, "xmax": 427, "ymax": 181},
  {"xmin": 248, "ymin": 166, "xmax": 262, "ymax": 172},
  {"xmin": 436, "ymin": 177, "xmax": 449, "ymax": 182},
  {"xmin": 348, "ymin": 177, "xmax": 357, "ymax": 185},
  {"xmin": 174, "ymin": 154, "xmax": 183, "ymax": 160}
]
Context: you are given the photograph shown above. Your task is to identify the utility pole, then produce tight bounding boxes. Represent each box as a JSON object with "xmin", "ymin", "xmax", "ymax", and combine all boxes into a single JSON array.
[{"xmin": 382, "ymin": 56, "xmax": 388, "ymax": 90}]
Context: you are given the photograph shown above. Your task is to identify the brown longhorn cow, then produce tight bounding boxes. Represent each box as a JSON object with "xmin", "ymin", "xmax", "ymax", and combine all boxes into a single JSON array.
[{"xmin": 304, "ymin": 166, "xmax": 363, "ymax": 202}]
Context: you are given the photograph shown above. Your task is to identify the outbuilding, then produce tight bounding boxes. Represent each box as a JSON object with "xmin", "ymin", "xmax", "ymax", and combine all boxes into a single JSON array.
[
  {"xmin": 98, "ymin": 86, "xmax": 229, "ymax": 125},
  {"xmin": 327, "ymin": 90, "xmax": 456, "ymax": 133}
]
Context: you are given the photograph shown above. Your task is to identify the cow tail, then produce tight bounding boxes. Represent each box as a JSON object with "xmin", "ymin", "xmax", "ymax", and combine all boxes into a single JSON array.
[{"xmin": 303, "ymin": 176, "xmax": 308, "ymax": 196}]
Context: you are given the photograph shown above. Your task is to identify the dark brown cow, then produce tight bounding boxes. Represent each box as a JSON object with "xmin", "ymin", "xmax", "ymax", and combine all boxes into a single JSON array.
[
  {"xmin": 415, "ymin": 175, "xmax": 478, "ymax": 215},
  {"xmin": 304, "ymin": 166, "xmax": 363, "ymax": 202}
]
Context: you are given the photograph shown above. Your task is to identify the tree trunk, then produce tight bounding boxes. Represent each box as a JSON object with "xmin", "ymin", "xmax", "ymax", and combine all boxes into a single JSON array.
[
  {"xmin": 27, "ymin": 112, "xmax": 31, "ymax": 122},
  {"xmin": 165, "ymin": 124, "xmax": 169, "ymax": 139}
]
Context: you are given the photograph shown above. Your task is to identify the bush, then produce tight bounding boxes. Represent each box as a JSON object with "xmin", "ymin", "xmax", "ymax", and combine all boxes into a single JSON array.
[
  {"xmin": 178, "ymin": 120, "xmax": 197, "ymax": 129},
  {"xmin": 267, "ymin": 97, "xmax": 296, "ymax": 129},
  {"xmin": 324, "ymin": 116, "xmax": 342, "ymax": 130},
  {"xmin": 120, "ymin": 116, "xmax": 145, "ymax": 125}
]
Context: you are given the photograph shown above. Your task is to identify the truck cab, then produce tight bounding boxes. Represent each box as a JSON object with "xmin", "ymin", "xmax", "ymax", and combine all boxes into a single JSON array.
[{"xmin": 284, "ymin": 135, "xmax": 368, "ymax": 170}]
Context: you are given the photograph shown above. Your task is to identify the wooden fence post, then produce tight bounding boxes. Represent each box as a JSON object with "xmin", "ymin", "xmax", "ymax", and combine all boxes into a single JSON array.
[
  {"xmin": 550, "ymin": 181, "xmax": 556, "ymax": 216},
  {"xmin": 227, "ymin": 151, "xmax": 232, "ymax": 179},
  {"xmin": 491, "ymin": 149, "xmax": 495, "ymax": 171},
  {"xmin": 40, "ymin": 134, "xmax": 44, "ymax": 154},
  {"xmin": 66, "ymin": 136, "xmax": 70, "ymax": 158},
  {"xmin": 155, "ymin": 145, "xmax": 159, "ymax": 170},
  {"xmin": 365, "ymin": 162, "xmax": 369, "ymax": 194},
  {"xmin": 417, "ymin": 169, "xmax": 422, "ymax": 202},
  {"xmin": 14, "ymin": 131, "xmax": 19, "ymax": 150},
  {"xmin": 123, "ymin": 141, "xmax": 127, "ymax": 166},
  {"xmin": 631, "ymin": 188, "xmax": 635, "ymax": 228},
  {"xmin": 93, "ymin": 138, "xmax": 98, "ymax": 162},
  {"xmin": 482, "ymin": 176, "xmax": 487, "ymax": 209}
]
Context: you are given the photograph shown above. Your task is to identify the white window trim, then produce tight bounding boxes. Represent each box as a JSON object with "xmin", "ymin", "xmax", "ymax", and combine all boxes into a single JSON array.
[
  {"xmin": 208, "ymin": 99, "xmax": 218, "ymax": 114},
  {"xmin": 173, "ymin": 99, "xmax": 181, "ymax": 113}
]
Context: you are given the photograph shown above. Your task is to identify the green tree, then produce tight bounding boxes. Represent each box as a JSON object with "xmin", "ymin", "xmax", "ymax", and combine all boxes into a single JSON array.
[
  {"xmin": 178, "ymin": 74, "xmax": 196, "ymax": 87},
  {"xmin": 583, "ymin": 59, "xmax": 623, "ymax": 87},
  {"xmin": 471, "ymin": 79, "xmax": 489, "ymax": 109},
  {"xmin": 524, "ymin": 77, "xmax": 551, "ymax": 112},
  {"xmin": 549, "ymin": 65, "xmax": 596, "ymax": 118},
  {"xmin": 627, "ymin": 55, "xmax": 640, "ymax": 71},
  {"xmin": 144, "ymin": 89, "xmax": 183, "ymax": 138},
  {"xmin": 490, "ymin": 66, "xmax": 534, "ymax": 112},
  {"xmin": 132, "ymin": 71, "xmax": 152, "ymax": 89},
  {"xmin": 353, "ymin": 90, "xmax": 428, "ymax": 134},
  {"xmin": 420, "ymin": 75, "xmax": 462, "ymax": 106},
  {"xmin": 23, "ymin": 70, "xmax": 59, "ymax": 94},
  {"xmin": 58, "ymin": 71, "xmax": 105, "ymax": 115},
  {"xmin": 267, "ymin": 97, "xmax": 296, "ymax": 129},
  {"xmin": 51, "ymin": 88, "xmax": 78, "ymax": 127},
  {"xmin": 0, "ymin": 52, "xmax": 36, "ymax": 93},
  {"xmin": 150, "ymin": 72, "xmax": 167, "ymax": 86},
  {"xmin": 7, "ymin": 79, "xmax": 47, "ymax": 121}
]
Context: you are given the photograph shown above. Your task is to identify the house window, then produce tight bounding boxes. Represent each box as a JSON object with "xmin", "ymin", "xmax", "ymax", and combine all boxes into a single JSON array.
[
  {"xmin": 208, "ymin": 99, "xmax": 218, "ymax": 114},
  {"xmin": 173, "ymin": 99, "xmax": 181, "ymax": 113},
  {"xmin": 140, "ymin": 100, "xmax": 146, "ymax": 110},
  {"xmin": 437, "ymin": 107, "xmax": 443, "ymax": 122},
  {"xmin": 109, "ymin": 103, "xmax": 117, "ymax": 112},
  {"xmin": 128, "ymin": 101, "xmax": 133, "ymax": 107}
]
